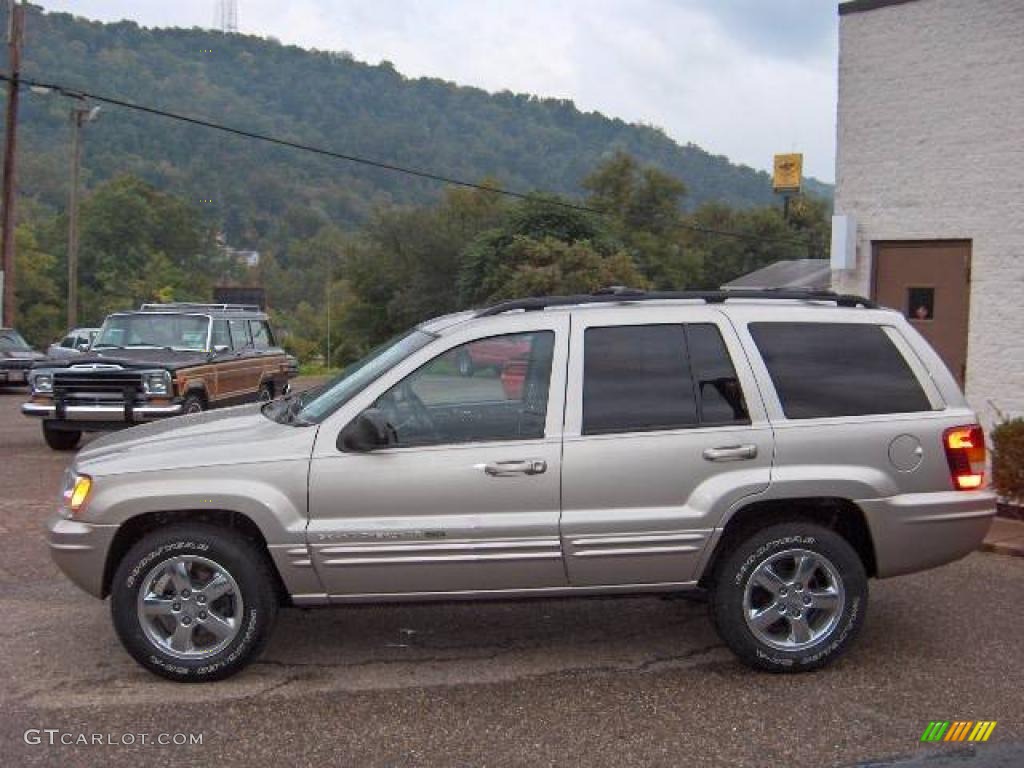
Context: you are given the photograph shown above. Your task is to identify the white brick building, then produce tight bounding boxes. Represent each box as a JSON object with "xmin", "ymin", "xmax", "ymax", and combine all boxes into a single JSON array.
[{"xmin": 832, "ymin": 0, "xmax": 1024, "ymax": 425}]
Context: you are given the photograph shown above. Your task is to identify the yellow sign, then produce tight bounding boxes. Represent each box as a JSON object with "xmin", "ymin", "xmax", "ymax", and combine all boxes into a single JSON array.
[{"xmin": 773, "ymin": 153, "xmax": 803, "ymax": 192}]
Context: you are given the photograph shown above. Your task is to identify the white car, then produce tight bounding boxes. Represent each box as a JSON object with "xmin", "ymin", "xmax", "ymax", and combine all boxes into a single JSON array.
[{"xmin": 46, "ymin": 327, "xmax": 99, "ymax": 359}]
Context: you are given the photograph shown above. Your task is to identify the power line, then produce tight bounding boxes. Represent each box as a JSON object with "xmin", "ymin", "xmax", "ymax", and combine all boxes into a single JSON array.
[{"xmin": 2, "ymin": 72, "xmax": 815, "ymax": 251}]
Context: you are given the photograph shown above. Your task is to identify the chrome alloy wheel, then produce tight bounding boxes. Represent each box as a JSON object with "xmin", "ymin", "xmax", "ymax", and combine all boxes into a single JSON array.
[
  {"xmin": 136, "ymin": 555, "xmax": 244, "ymax": 660},
  {"xmin": 742, "ymin": 548, "xmax": 845, "ymax": 651}
]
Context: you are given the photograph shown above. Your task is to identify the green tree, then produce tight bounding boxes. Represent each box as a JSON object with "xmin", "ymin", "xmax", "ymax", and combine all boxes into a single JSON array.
[{"xmin": 14, "ymin": 223, "xmax": 64, "ymax": 346}]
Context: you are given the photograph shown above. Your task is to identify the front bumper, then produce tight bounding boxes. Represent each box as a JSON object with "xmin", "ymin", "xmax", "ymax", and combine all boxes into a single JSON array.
[
  {"xmin": 46, "ymin": 513, "xmax": 119, "ymax": 599},
  {"xmin": 860, "ymin": 490, "xmax": 997, "ymax": 578},
  {"xmin": 0, "ymin": 368, "xmax": 29, "ymax": 384},
  {"xmin": 22, "ymin": 401, "xmax": 183, "ymax": 423}
]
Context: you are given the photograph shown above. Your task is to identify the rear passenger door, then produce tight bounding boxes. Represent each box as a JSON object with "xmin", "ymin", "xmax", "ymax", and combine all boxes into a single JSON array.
[{"xmin": 560, "ymin": 307, "xmax": 773, "ymax": 587}]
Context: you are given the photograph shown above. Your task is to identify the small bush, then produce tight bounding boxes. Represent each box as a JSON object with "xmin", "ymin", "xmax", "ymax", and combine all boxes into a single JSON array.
[{"xmin": 991, "ymin": 417, "xmax": 1024, "ymax": 504}]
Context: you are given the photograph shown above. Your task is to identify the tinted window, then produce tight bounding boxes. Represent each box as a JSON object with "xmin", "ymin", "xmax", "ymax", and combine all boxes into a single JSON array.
[
  {"xmin": 687, "ymin": 324, "xmax": 749, "ymax": 425},
  {"xmin": 249, "ymin": 320, "xmax": 271, "ymax": 349},
  {"xmin": 583, "ymin": 325, "xmax": 697, "ymax": 435},
  {"xmin": 749, "ymin": 322, "xmax": 931, "ymax": 419},
  {"xmin": 375, "ymin": 331, "xmax": 554, "ymax": 446}
]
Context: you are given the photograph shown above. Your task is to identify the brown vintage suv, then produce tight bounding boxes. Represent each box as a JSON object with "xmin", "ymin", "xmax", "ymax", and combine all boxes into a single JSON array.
[{"xmin": 23, "ymin": 303, "xmax": 294, "ymax": 450}]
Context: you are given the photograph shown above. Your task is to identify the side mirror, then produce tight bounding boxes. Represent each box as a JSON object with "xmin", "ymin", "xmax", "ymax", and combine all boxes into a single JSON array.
[
  {"xmin": 75, "ymin": 342, "xmax": 91, "ymax": 352},
  {"xmin": 338, "ymin": 408, "xmax": 395, "ymax": 452}
]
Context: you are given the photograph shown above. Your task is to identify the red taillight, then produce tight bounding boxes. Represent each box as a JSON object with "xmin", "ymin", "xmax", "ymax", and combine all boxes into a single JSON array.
[{"xmin": 943, "ymin": 425, "xmax": 985, "ymax": 491}]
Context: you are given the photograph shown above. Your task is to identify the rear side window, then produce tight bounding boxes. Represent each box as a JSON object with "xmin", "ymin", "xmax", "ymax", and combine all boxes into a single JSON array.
[
  {"xmin": 582, "ymin": 324, "xmax": 748, "ymax": 435},
  {"xmin": 249, "ymin": 320, "xmax": 271, "ymax": 349},
  {"xmin": 749, "ymin": 322, "xmax": 931, "ymax": 419}
]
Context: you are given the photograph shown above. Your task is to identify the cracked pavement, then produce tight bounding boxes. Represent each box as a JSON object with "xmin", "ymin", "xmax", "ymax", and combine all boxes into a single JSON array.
[{"xmin": 1, "ymin": 386, "xmax": 1022, "ymax": 767}]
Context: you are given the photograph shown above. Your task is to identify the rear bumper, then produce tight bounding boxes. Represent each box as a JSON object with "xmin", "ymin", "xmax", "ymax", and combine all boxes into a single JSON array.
[
  {"xmin": 22, "ymin": 401, "xmax": 183, "ymax": 423},
  {"xmin": 860, "ymin": 490, "xmax": 997, "ymax": 578},
  {"xmin": 46, "ymin": 513, "xmax": 118, "ymax": 599}
]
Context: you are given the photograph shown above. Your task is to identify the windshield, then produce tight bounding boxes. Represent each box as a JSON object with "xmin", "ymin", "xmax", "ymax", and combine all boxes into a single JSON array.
[
  {"xmin": 273, "ymin": 329, "xmax": 435, "ymax": 425},
  {"xmin": 0, "ymin": 329, "xmax": 31, "ymax": 350},
  {"xmin": 94, "ymin": 313, "xmax": 211, "ymax": 351}
]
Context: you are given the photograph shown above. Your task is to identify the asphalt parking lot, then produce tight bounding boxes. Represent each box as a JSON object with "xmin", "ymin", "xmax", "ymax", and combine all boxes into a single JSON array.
[{"xmin": 1, "ymin": 384, "xmax": 1021, "ymax": 767}]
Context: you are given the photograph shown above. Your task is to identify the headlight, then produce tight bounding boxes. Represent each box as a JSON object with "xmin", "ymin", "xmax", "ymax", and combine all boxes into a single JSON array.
[
  {"xmin": 31, "ymin": 372, "xmax": 53, "ymax": 393},
  {"xmin": 142, "ymin": 371, "xmax": 171, "ymax": 396},
  {"xmin": 60, "ymin": 471, "xmax": 92, "ymax": 517}
]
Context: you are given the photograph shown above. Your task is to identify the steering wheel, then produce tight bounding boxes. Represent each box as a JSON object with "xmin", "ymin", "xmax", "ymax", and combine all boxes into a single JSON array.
[{"xmin": 378, "ymin": 380, "xmax": 440, "ymax": 441}]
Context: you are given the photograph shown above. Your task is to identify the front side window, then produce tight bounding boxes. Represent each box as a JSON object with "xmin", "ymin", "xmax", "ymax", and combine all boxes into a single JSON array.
[
  {"xmin": 211, "ymin": 319, "xmax": 231, "ymax": 349},
  {"xmin": 749, "ymin": 322, "xmax": 932, "ymax": 419},
  {"xmin": 374, "ymin": 331, "xmax": 554, "ymax": 447},
  {"xmin": 229, "ymin": 319, "xmax": 251, "ymax": 350},
  {"xmin": 60, "ymin": 335, "xmax": 75, "ymax": 349}
]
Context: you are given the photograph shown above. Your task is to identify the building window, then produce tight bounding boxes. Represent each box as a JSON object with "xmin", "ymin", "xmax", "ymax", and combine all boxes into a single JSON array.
[{"xmin": 907, "ymin": 287, "xmax": 934, "ymax": 321}]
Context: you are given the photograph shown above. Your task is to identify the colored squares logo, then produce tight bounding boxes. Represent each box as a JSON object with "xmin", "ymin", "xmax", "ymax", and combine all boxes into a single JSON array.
[{"xmin": 921, "ymin": 721, "xmax": 997, "ymax": 742}]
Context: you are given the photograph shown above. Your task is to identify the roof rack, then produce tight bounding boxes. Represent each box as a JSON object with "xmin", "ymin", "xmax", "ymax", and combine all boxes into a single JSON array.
[
  {"xmin": 138, "ymin": 302, "xmax": 262, "ymax": 313},
  {"xmin": 474, "ymin": 286, "xmax": 878, "ymax": 317}
]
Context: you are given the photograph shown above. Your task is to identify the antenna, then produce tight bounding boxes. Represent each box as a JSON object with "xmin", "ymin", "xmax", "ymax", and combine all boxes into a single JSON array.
[{"xmin": 215, "ymin": 0, "xmax": 238, "ymax": 34}]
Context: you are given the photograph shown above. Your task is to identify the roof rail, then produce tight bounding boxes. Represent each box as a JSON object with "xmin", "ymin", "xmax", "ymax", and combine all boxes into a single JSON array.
[
  {"xmin": 474, "ymin": 287, "xmax": 878, "ymax": 317},
  {"xmin": 138, "ymin": 302, "xmax": 262, "ymax": 313}
]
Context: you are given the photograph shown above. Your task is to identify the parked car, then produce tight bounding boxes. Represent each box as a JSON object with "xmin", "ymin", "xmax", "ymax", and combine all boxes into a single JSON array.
[
  {"xmin": 44, "ymin": 288, "xmax": 995, "ymax": 681},
  {"xmin": 455, "ymin": 334, "xmax": 531, "ymax": 376},
  {"xmin": 24, "ymin": 303, "xmax": 294, "ymax": 450},
  {"xmin": 0, "ymin": 327, "xmax": 46, "ymax": 386},
  {"xmin": 46, "ymin": 327, "xmax": 100, "ymax": 359}
]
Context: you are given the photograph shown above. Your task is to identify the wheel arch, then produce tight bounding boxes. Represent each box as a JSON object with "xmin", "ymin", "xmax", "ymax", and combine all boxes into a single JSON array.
[
  {"xmin": 699, "ymin": 496, "xmax": 878, "ymax": 588},
  {"xmin": 101, "ymin": 508, "xmax": 289, "ymax": 604}
]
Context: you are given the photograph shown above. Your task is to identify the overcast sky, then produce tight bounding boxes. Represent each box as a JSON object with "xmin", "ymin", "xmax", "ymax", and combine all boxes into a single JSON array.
[{"xmin": 39, "ymin": 1, "xmax": 839, "ymax": 182}]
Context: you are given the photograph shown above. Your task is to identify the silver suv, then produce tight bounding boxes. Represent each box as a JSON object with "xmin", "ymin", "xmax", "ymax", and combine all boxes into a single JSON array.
[{"xmin": 47, "ymin": 289, "xmax": 995, "ymax": 681}]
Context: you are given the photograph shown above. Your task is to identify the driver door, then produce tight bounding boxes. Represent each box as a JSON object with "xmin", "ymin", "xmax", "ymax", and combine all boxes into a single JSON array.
[{"xmin": 307, "ymin": 315, "xmax": 569, "ymax": 597}]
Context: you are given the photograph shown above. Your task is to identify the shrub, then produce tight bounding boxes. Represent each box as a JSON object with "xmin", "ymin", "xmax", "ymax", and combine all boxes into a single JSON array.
[{"xmin": 991, "ymin": 417, "xmax": 1024, "ymax": 504}]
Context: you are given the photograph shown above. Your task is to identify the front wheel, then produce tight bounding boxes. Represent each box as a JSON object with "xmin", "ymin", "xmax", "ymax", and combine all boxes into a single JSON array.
[
  {"xmin": 709, "ymin": 522, "xmax": 867, "ymax": 672},
  {"xmin": 181, "ymin": 393, "xmax": 206, "ymax": 415},
  {"xmin": 42, "ymin": 422, "xmax": 81, "ymax": 451},
  {"xmin": 110, "ymin": 524, "xmax": 278, "ymax": 682}
]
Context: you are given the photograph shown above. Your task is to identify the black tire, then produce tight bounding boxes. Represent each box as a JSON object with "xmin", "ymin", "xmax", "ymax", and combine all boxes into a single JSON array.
[
  {"xmin": 42, "ymin": 422, "xmax": 81, "ymax": 451},
  {"xmin": 182, "ymin": 392, "xmax": 206, "ymax": 415},
  {"xmin": 709, "ymin": 522, "xmax": 867, "ymax": 673},
  {"xmin": 110, "ymin": 523, "xmax": 278, "ymax": 682},
  {"xmin": 456, "ymin": 350, "xmax": 475, "ymax": 377},
  {"xmin": 257, "ymin": 382, "xmax": 273, "ymax": 401}
]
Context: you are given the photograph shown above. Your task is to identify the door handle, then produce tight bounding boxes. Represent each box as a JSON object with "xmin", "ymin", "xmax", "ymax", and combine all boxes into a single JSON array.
[
  {"xmin": 702, "ymin": 444, "xmax": 757, "ymax": 462},
  {"xmin": 478, "ymin": 459, "xmax": 547, "ymax": 477}
]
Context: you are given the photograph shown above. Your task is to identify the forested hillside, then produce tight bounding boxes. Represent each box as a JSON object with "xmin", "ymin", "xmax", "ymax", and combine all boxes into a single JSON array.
[
  {"xmin": 13, "ymin": 5, "xmax": 829, "ymax": 244},
  {"xmin": 7, "ymin": 6, "xmax": 833, "ymax": 364}
]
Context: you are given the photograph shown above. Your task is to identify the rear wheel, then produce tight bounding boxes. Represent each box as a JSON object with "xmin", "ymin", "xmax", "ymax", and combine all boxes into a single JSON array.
[
  {"xmin": 42, "ymin": 422, "xmax": 81, "ymax": 451},
  {"xmin": 257, "ymin": 382, "xmax": 273, "ymax": 402},
  {"xmin": 709, "ymin": 522, "xmax": 867, "ymax": 672},
  {"xmin": 110, "ymin": 524, "xmax": 278, "ymax": 682}
]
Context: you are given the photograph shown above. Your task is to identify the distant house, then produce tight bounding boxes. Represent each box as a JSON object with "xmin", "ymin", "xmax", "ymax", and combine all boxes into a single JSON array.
[
  {"xmin": 721, "ymin": 259, "xmax": 831, "ymax": 292},
  {"xmin": 830, "ymin": 0, "xmax": 1023, "ymax": 424}
]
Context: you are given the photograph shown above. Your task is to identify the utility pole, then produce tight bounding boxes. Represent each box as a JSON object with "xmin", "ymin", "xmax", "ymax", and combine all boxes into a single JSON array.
[
  {"xmin": 0, "ymin": 0, "xmax": 25, "ymax": 327},
  {"xmin": 66, "ymin": 104, "xmax": 99, "ymax": 329}
]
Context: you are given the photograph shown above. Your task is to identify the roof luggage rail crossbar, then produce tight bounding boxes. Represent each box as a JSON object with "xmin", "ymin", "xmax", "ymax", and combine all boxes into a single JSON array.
[
  {"xmin": 138, "ymin": 303, "xmax": 262, "ymax": 313},
  {"xmin": 474, "ymin": 287, "xmax": 878, "ymax": 317}
]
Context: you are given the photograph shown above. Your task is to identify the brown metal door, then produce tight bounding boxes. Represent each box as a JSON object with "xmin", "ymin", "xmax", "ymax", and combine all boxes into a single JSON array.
[{"xmin": 872, "ymin": 240, "xmax": 971, "ymax": 386}]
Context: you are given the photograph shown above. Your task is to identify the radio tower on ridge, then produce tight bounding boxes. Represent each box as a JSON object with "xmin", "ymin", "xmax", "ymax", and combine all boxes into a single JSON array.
[{"xmin": 216, "ymin": 0, "xmax": 238, "ymax": 34}]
